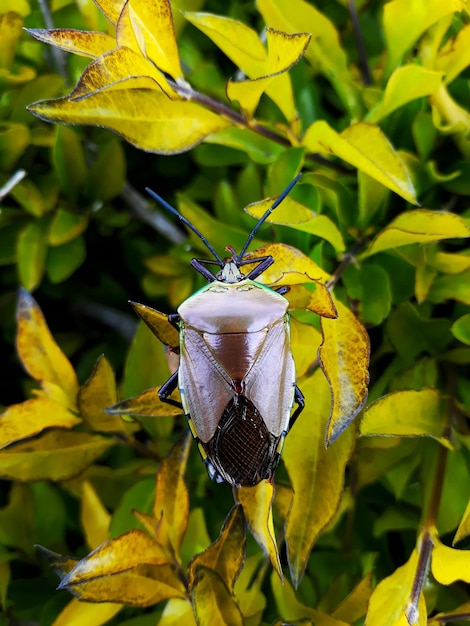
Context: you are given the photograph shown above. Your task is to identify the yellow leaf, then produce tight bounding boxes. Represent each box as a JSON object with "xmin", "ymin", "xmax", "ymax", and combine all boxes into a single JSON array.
[
  {"xmin": 35, "ymin": 545, "xmax": 79, "ymax": 577},
  {"xmin": 234, "ymin": 480, "xmax": 281, "ymax": 579},
  {"xmin": 319, "ymin": 298, "xmax": 370, "ymax": 444},
  {"xmin": 283, "ymin": 370, "xmax": 354, "ymax": 586},
  {"xmin": 245, "ymin": 243, "xmax": 331, "ymax": 286},
  {"xmin": 360, "ymin": 388, "xmax": 449, "ymax": 445},
  {"xmin": 192, "ymin": 566, "xmax": 244, "ymax": 626},
  {"xmin": 128, "ymin": 0, "xmax": 182, "ymax": 79},
  {"xmin": 0, "ymin": 430, "xmax": 114, "ymax": 481},
  {"xmin": 60, "ymin": 564, "xmax": 186, "ymax": 606},
  {"xmin": 290, "ymin": 317, "xmax": 322, "ymax": 378},
  {"xmin": 428, "ymin": 600, "xmax": 470, "ymax": 626},
  {"xmin": 130, "ymin": 302, "xmax": 179, "ymax": 349},
  {"xmin": 78, "ymin": 355, "xmax": 126, "ymax": 432},
  {"xmin": 365, "ymin": 543, "xmax": 427, "ymax": 626},
  {"xmin": 158, "ymin": 598, "xmax": 197, "ymax": 625},
  {"xmin": 16, "ymin": 289, "xmax": 79, "ymax": 407},
  {"xmin": 27, "ymin": 28, "xmax": 116, "ymax": 58},
  {"xmin": 0, "ymin": 396, "xmax": 81, "ymax": 450},
  {"xmin": 332, "ymin": 572, "xmax": 373, "ymax": 622},
  {"xmin": 93, "ymin": 0, "xmax": 126, "ymax": 24},
  {"xmin": 227, "ymin": 28, "xmax": 310, "ymax": 123},
  {"xmin": 52, "ymin": 597, "xmax": 122, "ymax": 626},
  {"xmin": 454, "ymin": 498, "xmax": 470, "ymax": 544},
  {"xmin": 106, "ymin": 387, "xmax": 182, "ymax": 417},
  {"xmin": 227, "ymin": 75, "xmax": 274, "ymax": 119},
  {"xmin": 303, "ymin": 121, "xmax": 417, "ymax": 204},
  {"xmin": 183, "ymin": 12, "xmax": 267, "ymax": 77},
  {"xmin": 28, "ymin": 89, "xmax": 230, "ymax": 154},
  {"xmin": 431, "ymin": 534, "xmax": 470, "ymax": 584},
  {"xmin": 383, "ymin": 0, "xmax": 464, "ymax": 74},
  {"xmin": 153, "ymin": 433, "xmax": 191, "ymax": 556},
  {"xmin": 62, "ymin": 530, "xmax": 169, "ymax": 585},
  {"xmin": 435, "ymin": 23, "xmax": 470, "ymax": 84},
  {"xmin": 80, "ymin": 481, "xmax": 111, "ymax": 550},
  {"xmin": 271, "ymin": 574, "xmax": 351, "ymax": 625},
  {"xmin": 233, "ymin": 554, "xmax": 267, "ymax": 622},
  {"xmin": 246, "ymin": 197, "xmax": 345, "ymax": 253},
  {"xmin": 188, "ymin": 505, "xmax": 245, "ymax": 592},
  {"xmin": 257, "ymin": 0, "xmax": 360, "ymax": 116},
  {"xmin": 367, "ymin": 66, "xmax": 443, "ymax": 123},
  {"xmin": 308, "ymin": 283, "xmax": 338, "ymax": 318},
  {"xmin": 364, "ymin": 210, "xmax": 470, "ymax": 256},
  {"xmin": 70, "ymin": 47, "xmax": 176, "ymax": 100}
]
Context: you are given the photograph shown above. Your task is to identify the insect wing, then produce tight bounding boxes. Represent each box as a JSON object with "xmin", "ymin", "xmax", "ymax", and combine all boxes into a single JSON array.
[
  {"xmin": 243, "ymin": 315, "xmax": 295, "ymax": 438},
  {"xmin": 178, "ymin": 325, "xmax": 235, "ymax": 444}
]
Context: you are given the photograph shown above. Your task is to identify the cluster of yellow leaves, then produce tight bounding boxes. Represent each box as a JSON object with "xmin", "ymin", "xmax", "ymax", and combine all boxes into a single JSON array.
[
  {"xmin": 0, "ymin": 290, "xmax": 116, "ymax": 481},
  {"xmin": 29, "ymin": 0, "xmax": 468, "ymax": 205}
]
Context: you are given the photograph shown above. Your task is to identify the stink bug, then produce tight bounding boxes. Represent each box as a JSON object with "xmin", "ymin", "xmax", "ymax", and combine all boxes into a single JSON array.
[{"xmin": 140, "ymin": 175, "xmax": 304, "ymax": 487}]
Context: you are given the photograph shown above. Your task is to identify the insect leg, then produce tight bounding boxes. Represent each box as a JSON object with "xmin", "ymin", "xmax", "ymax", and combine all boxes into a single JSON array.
[
  {"xmin": 242, "ymin": 255, "xmax": 274, "ymax": 281},
  {"xmin": 190, "ymin": 258, "xmax": 220, "ymax": 282},
  {"xmin": 289, "ymin": 385, "xmax": 305, "ymax": 429},
  {"xmin": 158, "ymin": 370, "xmax": 183, "ymax": 409},
  {"xmin": 168, "ymin": 313, "xmax": 180, "ymax": 331}
]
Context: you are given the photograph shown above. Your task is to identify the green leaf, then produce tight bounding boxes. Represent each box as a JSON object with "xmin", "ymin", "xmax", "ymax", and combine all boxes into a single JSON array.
[
  {"xmin": 342, "ymin": 264, "xmax": 392, "ymax": 326},
  {"xmin": 386, "ymin": 302, "xmax": 452, "ymax": 362},
  {"xmin": 17, "ymin": 220, "xmax": 48, "ymax": 291},
  {"xmin": 48, "ymin": 209, "xmax": 89, "ymax": 245},
  {"xmin": 53, "ymin": 126, "xmax": 88, "ymax": 200},
  {"xmin": 28, "ymin": 89, "xmax": 230, "ymax": 155},
  {"xmin": 46, "ymin": 236, "xmax": 86, "ymax": 283},
  {"xmin": 451, "ymin": 313, "xmax": 470, "ymax": 345},
  {"xmin": 87, "ymin": 138, "xmax": 126, "ymax": 201},
  {"xmin": 303, "ymin": 121, "xmax": 417, "ymax": 204},
  {"xmin": 428, "ymin": 268, "xmax": 470, "ymax": 305},
  {"xmin": 0, "ymin": 122, "xmax": 30, "ymax": 169}
]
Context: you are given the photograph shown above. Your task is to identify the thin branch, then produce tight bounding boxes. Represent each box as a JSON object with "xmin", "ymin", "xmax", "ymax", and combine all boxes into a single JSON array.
[
  {"xmin": 121, "ymin": 182, "xmax": 186, "ymax": 245},
  {"xmin": 0, "ymin": 169, "xmax": 26, "ymax": 203},
  {"xmin": 348, "ymin": 0, "xmax": 372, "ymax": 86},
  {"xmin": 172, "ymin": 81, "xmax": 353, "ymax": 174},
  {"xmin": 37, "ymin": 0, "xmax": 68, "ymax": 80}
]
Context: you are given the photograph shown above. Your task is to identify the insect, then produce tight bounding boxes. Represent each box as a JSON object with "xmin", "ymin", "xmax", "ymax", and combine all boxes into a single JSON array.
[{"xmin": 139, "ymin": 175, "xmax": 304, "ymax": 487}]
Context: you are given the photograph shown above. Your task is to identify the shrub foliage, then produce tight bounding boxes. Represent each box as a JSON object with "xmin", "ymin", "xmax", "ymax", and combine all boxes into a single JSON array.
[{"xmin": 0, "ymin": 0, "xmax": 469, "ymax": 624}]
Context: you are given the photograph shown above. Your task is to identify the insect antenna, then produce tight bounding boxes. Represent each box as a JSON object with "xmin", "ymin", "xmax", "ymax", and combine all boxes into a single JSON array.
[
  {"xmin": 238, "ymin": 172, "xmax": 302, "ymax": 260},
  {"xmin": 146, "ymin": 187, "xmax": 224, "ymax": 265}
]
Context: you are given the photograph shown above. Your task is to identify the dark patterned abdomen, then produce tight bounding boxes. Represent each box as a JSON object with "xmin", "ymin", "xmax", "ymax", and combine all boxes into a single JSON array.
[{"xmin": 203, "ymin": 394, "xmax": 280, "ymax": 487}]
